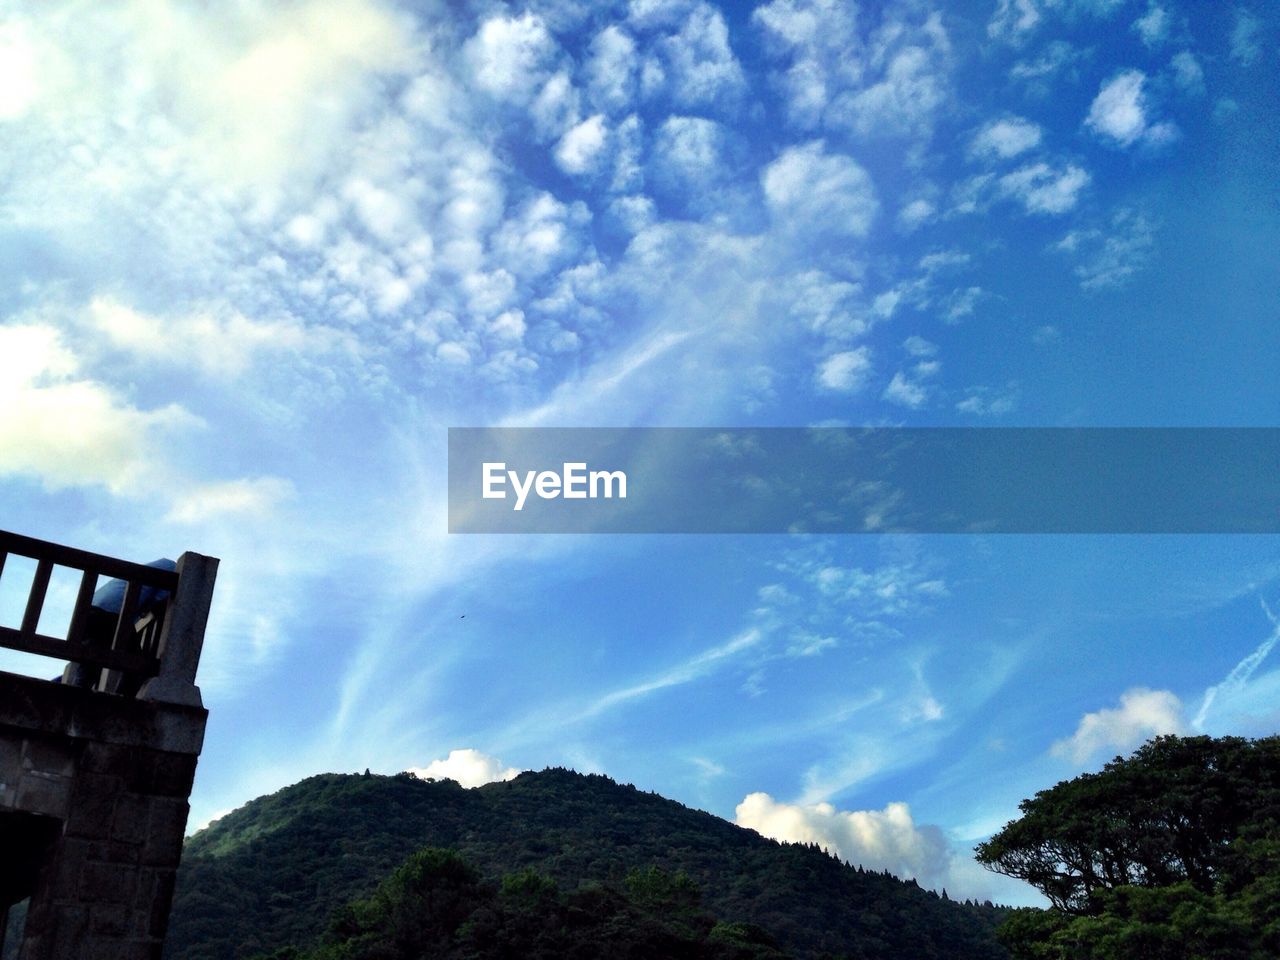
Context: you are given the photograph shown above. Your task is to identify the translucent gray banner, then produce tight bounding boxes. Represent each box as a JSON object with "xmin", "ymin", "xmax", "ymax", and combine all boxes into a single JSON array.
[{"xmin": 447, "ymin": 428, "xmax": 1280, "ymax": 534}]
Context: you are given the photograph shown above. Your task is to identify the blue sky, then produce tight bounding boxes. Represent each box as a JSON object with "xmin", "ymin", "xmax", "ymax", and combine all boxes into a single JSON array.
[{"xmin": 1, "ymin": 0, "xmax": 1278, "ymax": 904}]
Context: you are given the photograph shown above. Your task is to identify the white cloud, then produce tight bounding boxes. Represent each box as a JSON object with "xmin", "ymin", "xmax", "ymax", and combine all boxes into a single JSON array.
[
  {"xmin": 167, "ymin": 477, "xmax": 296, "ymax": 523},
  {"xmin": 970, "ymin": 117, "xmax": 1042, "ymax": 160},
  {"xmin": 944, "ymin": 286, "xmax": 983, "ymax": 322},
  {"xmin": 816, "ymin": 348, "xmax": 872, "ymax": 393},
  {"xmin": 408, "ymin": 749, "xmax": 520, "ymax": 788},
  {"xmin": 903, "ymin": 335, "xmax": 937, "ymax": 357},
  {"xmin": 883, "ymin": 360, "xmax": 940, "ymax": 410},
  {"xmin": 998, "ymin": 162, "xmax": 1090, "ymax": 214},
  {"xmin": 830, "ymin": 13, "xmax": 951, "ymax": 141},
  {"xmin": 753, "ymin": 0, "xmax": 860, "ymax": 128},
  {"xmin": 1054, "ymin": 208, "xmax": 1156, "ymax": 290},
  {"xmin": 3, "ymin": 1, "xmax": 415, "ymax": 193},
  {"xmin": 660, "ymin": 4, "xmax": 746, "ymax": 108},
  {"xmin": 782, "ymin": 271, "xmax": 867, "ymax": 340},
  {"xmin": 653, "ymin": 115, "xmax": 723, "ymax": 187},
  {"xmin": 1170, "ymin": 51, "xmax": 1205, "ymax": 95},
  {"xmin": 762, "ymin": 141, "xmax": 878, "ymax": 237},
  {"xmin": 1051, "ymin": 688, "xmax": 1186, "ymax": 764},
  {"xmin": 89, "ymin": 298, "xmax": 319, "ymax": 377},
  {"xmin": 1230, "ymin": 9, "xmax": 1262, "ymax": 66},
  {"xmin": 988, "ymin": 0, "xmax": 1041, "ymax": 41},
  {"xmin": 343, "ymin": 176, "xmax": 415, "ymax": 244},
  {"xmin": 882, "ymin": 371, "xmax": 928, "ymax": 409},
  {"xmin": 798, "ymin": 555, "xmax": 946, "ymax": 616},
  {"xmin": 530, "ymin": 70, "xmax": 581, "ymax": 141},
  {"xmin": 555, "ymin": 114, "xmax": 610, "ymax": 175},
  {"xmin": 1009, "ymin": 40, "xmax": 1082, "ymax": 85},
  {"xmin": 1086, "ymin": 70, "xmax": 1146, "ymax": 145},
  {"xmin": 465, "ymin": 12, "xmax": 558, "ymax": 104},
  {"xmin": 0, "ymin": 22, "xmax": 39, "ymax": 120},
  {"xmin": 897, "ymin": 198, "xmax": 936, "ymax": 231},
  {"xmin": 436, "ymin": 341, "xmax": 471, "ymax": 365},
  {"xmin": 736, "ymin": 794, "xmax": 958, "ymax": 893},
  {"xmin": 609, "ymin": 113, "xmax": 645, "ymax": 192},
  {"xmin": 492, "ymin": 193, "xmax": 590, "ymax": 279},
  {"xmin": 1085, "ymin": 70, "xmax": 1176, "ymax": 149},
  {"xmin": 574, "ymin": 628, "xmax": 765, "ymax": 722},
  {"xmin": 190, "ymin": 0, "xmax": 415, "ymax": 188},
  {"xmin": 756, "ymin": 4, "xmax": 949, "ymax": 142},
  {"xmin": 585, "ymin": 25, "xmax": 638, "ymax": 113},
  {"xmin": 786, "ymin": 631, "xmax": 838, "ymax": 657},
  {"xmin": 628, "ymin": 0, "xmax": 699, "ymax": 32},
  {"xmin": 0, "ymin": 323, "xmax": 197, "ymax": 495},
  {"xmin": 956, "ymin": 385, "xmax": 1018, "ymax": 416},
  {"xmin": 1193, "ymin": 607, "xmax": 1280, "ymax": 731},
  {"xmin": 1133, "ymin": 3, "xmax": 1169, "ymax": 47}
]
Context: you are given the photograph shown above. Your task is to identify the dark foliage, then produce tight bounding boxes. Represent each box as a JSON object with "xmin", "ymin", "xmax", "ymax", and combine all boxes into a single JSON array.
[
  {"xmin": 258, "ymin": 850, "xmax": 792, "ymax": 960},
  {"xmin": 166, "ymin": 768, "xmax": 1007, "ymax": 960},
  {"xmin": 974, "ymin": 735, "xmax": 1280, "ymax": 914},
  {"xmin": 974, "ymin": 734, "xmax": 1280, "ymax": 959}
]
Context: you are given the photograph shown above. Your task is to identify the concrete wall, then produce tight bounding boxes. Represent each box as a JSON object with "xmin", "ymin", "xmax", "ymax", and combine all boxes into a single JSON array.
[{"xmin": 0, "ymin": 671, "xmax": 206, "ymax": 960}]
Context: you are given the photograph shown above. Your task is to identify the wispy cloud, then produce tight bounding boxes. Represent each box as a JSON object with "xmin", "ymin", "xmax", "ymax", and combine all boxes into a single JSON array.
[{"xmin": 1193, "ymin": 600, "xmax": 1280, "ymax": 730}]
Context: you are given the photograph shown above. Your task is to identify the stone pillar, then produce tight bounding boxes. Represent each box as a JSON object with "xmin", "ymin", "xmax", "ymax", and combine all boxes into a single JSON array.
[
  {"xmin": 138, "ymin": 552, "xmax": 219, "ymax": 709},
  {"xmin": 0, "ymin": 672, "xmax": 206, "ymax": 960}
]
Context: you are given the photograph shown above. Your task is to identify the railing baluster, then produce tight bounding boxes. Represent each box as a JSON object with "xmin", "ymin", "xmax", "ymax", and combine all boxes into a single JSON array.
[
  {"xmin": 20, "ymin": 559, "xmax": 54, "ymax": 639},
  {"xmin": 111, "ymin": 580, "xmax": 144, "ymax": 651},
  {"xmin": 65, "ymin": 569, "xmax": 99, "ymax": 645}
]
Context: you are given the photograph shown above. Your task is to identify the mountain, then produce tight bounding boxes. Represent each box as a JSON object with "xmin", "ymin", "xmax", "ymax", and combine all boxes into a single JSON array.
[{"xmin": 166, "ymin": 769, "xmax": 1008, "ymax": 960}]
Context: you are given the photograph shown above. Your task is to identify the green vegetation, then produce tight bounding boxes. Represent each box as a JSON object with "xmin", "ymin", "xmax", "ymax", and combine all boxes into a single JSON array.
[
  {"xmin": 975, "ymin": 734, "xmax": 1280, "ymax": 959},
  {"xmin": 167, "ymin": 768, "xmax": 1007, "ymax": 960},
  {"xmin": 256, "ymin": 851, "xmax": 791, "ymax": 960}
]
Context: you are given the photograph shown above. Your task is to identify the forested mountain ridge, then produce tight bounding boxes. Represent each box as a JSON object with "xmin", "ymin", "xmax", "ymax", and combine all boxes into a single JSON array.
[{"xmin": 166, "ymin": 768, "xmax": 1008, "ymax": 960}]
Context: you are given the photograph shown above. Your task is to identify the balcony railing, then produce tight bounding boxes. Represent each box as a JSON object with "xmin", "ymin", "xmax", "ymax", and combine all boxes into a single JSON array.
[{"xmin": 0, "ymin": 530, "xmax": 217, "ymax": 706}]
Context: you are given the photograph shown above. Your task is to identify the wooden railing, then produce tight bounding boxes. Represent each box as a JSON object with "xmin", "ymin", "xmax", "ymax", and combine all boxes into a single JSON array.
[{"xmin": 0, "ymin": 530, "xmax": 217, "ymax": 704}]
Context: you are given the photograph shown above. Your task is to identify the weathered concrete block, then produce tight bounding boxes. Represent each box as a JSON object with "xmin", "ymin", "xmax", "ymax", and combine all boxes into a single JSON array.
[
  {"xmin": 142, "ymin": 798, "xmax": 189, "ymax": 866},
  {"xmin": 0, "ymin": 737, "xmax": 23, "ymax": 780},
  {"xmin": 47, "ymin": 903, "xmax": 90, "ymax": 959},
  {"xmin": 89, "ymin": 900, "xmax": 132, "ymax": 937},
  {"xmin": 64, "ymin": 780, "xmax": 117, "ymax": 839},
  {"xmin": 111, "ymin": 793, "xmax": 151, "ymax": 846},
  {"xmin": 81, "ymin": 741, "xmax": 141, "ymax": 780},
  {"xmin": 22, "ymin": 737, "xmax": 77, "ymax": 778},
  {"xmin": 144, "ymin": 751, "xmax": 199, "ymax": 797},
  {"xmin": 84, "ymin": 937, "xmax": 155, "ymax": 960},
  {"xmin": 79, "ymin": 861, "xmax": 138, "ymax": 906},
  {"xmin": 145, "ymin": 869, "xmax": 177, "ymax": 939},
  {"xmin": 47, "ymin": 837, "xmax": 94, "ymax": 900},
  {"xmin": 15, "ymin": 772, "xmax": 71, "ymax": 819},
  {"xmin": 99, "ymin": 838, "xmax": 143, "ymax": 865}
]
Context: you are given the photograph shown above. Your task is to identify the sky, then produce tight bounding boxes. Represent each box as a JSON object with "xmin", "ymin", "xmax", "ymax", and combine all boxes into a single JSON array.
[{"xmin": 1, "ymin": 0, "xmax": 1279, "ymax": 906}]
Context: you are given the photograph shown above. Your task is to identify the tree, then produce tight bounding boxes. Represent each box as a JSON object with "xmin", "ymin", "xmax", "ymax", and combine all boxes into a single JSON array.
[
  {"xmin": 975, "ymin": 735, "xmax": 1280, "ymax": 914},
  {"xmin": 975, "ymin": 734, "xmax": 1280, "ymax": 960}
]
